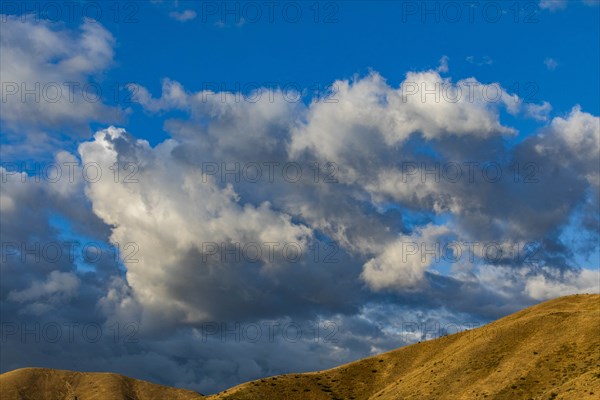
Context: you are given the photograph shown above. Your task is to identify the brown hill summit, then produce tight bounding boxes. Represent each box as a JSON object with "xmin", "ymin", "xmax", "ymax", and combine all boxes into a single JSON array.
[
  {"xmin": 0, "ymin": 368, "xmax": 204, "ymax": 400},
  {"xmin": 1, "ymin": 294, "xmax": 599, "ymax": 400}
]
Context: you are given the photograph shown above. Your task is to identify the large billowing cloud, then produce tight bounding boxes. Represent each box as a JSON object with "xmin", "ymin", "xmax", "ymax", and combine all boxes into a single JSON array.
[
  {"xmin": 74, "ymin": 68, "xmax": 599, "ymax": 331},
  {"xmin": 78, "ymin": 126, "xmax": 332, "ymax": 326},
  {"xmin": 288, "ymin": 71, "xmax": 519, "ymax": 168}
]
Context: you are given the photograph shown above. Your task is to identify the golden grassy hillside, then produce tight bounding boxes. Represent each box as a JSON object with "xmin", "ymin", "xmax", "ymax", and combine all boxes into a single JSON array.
[
  {"xmin": 0, "ymin": 368, "xmax": 204, "ymax": 400},
  {"xmin": 209, "ymin": 294, "xmax": 600, "ymax": 400},
  {"xmin": 1, "ymin": 294, "xmax": 598, "ymax": 400}
]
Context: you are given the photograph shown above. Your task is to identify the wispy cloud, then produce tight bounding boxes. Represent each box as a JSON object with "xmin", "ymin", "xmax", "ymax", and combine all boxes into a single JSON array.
[
  {"xmin": 169, "ymin": 9, "xmax": 197, "ymax": 22},
  {"xmin": 466, "ymin": 55, "xmax": 493, "ymax": 66},
  {"xmin": 436, "ymin": 55, "xmax": 449, "ymax": 73},
  {"xmin": 539, "ymin": 0, "xmax": 568, "ymax": 11},
  {"xmin": 544, "ymin": 57, "xmax": 559, "ymax": 70}
]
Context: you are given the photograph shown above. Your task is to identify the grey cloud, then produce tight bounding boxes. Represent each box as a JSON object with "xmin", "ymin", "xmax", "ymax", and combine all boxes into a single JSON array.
[{"xmin": 0, "ymin": 16, "xmax": 123, "ymax": 160}]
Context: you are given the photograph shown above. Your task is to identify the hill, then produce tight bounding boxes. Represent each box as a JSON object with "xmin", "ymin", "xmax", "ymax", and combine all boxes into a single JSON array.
[
  {"xmin": 0, "ymin": 368, "xmax": 204, "ymax": 400},
  {"xmin": 1, "ymin": 294, "xmax": 599, "ymax": 399}
]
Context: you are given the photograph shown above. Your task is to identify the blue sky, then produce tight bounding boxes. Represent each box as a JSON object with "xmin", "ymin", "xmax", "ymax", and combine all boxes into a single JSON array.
[{"xmin": 1, "ymin": 0, "xmax": 599, "ymax": 394}]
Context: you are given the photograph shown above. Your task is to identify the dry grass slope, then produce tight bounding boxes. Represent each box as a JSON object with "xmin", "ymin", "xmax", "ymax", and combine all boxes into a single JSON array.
[
  {"xmin": 1, "ymin": 294, "xmax": 598, "ymax": 400},
  {"xmin": 208, "ymin": 294, "xmax": 600, "ymax": 400},
  {"xmin": 0, "ymin": 368, "xmax": 204, "ymax": 400}
]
